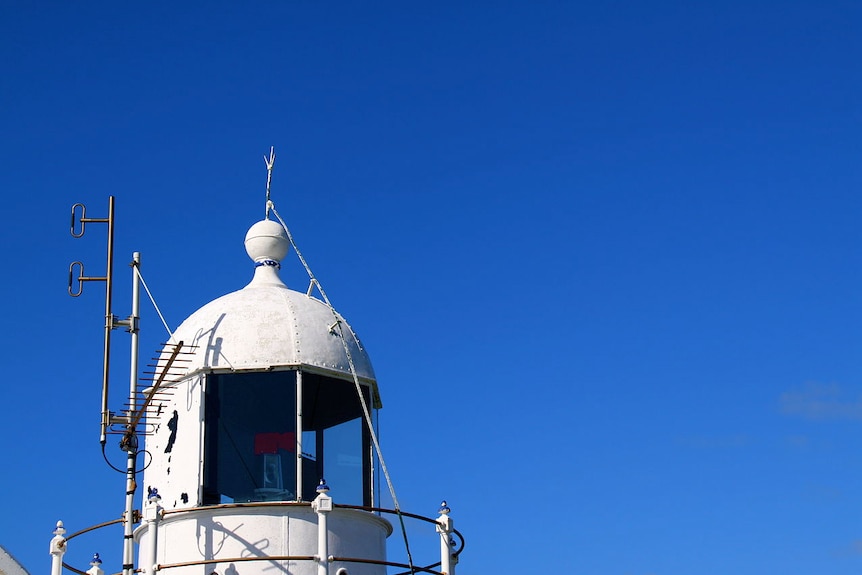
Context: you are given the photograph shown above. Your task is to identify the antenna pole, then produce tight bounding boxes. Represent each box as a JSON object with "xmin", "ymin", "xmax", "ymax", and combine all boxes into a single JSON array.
[
  {"xmin": 122, "ymin": 252, "xmax": 142, "ymax": 575},
  {"xmin": 100, "ymin": 196, "xmax": 116, "ymax": 445}
]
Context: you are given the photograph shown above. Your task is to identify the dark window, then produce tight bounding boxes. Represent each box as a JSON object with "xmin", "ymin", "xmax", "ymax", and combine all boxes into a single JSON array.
[
  {"xmin": 204, "ymin": 371, "xmax": 297, "ymax": 504},
  {"xmin": 203, "ymin": 370, "xmax": 372, "ymax": 506},
  {"xmin": 302, "ymin": 372, "xmax": 373, "ymax": 506}
]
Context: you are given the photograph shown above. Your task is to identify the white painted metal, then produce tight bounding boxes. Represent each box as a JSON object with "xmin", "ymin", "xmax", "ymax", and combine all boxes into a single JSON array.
[
  {"xmin": 313, "ymin": 489, "xmax": 333, "ymax": 575},
  {"xmin": 123, "ymin": 252, "xmax": 142, "ymax": 575},
  {"xmin": 134, "ymin": 505, "xmax": 391, "ymax": 575},
  {"xmin": 245, "ymin": 219, "xmax": 289, "ymax": 263},
  {"xmin": 86, "ymin": 554, "xmax": 104, "ymax": 575},
  {"xmin": 0, "ymin": 545, "xmax": 30, "ymax": 575},
  {"xmin": 436, "ymin": 503, "xmax": 454, "ymax": 575},
  {"xmin": 143, "ymin": 491, "xmax": 162, "ymax": 575},
  {"xmin": 167, "ymin": 268, "xmax": 376, "ymax": 383},
  {"xmin": 143, "ymin": 374, "xmax": 204, "ymax": 509},
  {"xmin": 49, "ymin": 521, "xmax": 66, "ymax": 575},
  {"xmin": 164, "ymin": 223, "xmax": 376, "ymax": 384}
]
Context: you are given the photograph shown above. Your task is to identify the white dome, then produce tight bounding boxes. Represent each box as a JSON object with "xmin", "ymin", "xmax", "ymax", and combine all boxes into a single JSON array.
[{"xmin": 167, "ymin": 219, "xmax": 375, "ymax": 383}]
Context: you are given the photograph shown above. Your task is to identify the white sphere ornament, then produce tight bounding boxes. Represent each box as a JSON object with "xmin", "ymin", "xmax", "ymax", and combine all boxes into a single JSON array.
[{"xmin": 244, "ymin": 219, "xmax": 289, "ymax": 263}]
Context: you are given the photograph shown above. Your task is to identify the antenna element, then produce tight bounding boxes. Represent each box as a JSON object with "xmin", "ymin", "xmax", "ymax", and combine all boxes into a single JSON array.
[{"xmin": 68, "ymin": 197, "xmax": 118, "ymax": 445}]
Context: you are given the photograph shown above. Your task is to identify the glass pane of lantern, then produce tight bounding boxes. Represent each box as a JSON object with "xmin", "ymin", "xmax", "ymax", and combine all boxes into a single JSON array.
[
  {"xmin": 203, "ymin": 371, "xmax": 298, "ymax": 504},
  {"xmin": 323, "ymin": 417, "xmax": 363, "ymax": 504}
]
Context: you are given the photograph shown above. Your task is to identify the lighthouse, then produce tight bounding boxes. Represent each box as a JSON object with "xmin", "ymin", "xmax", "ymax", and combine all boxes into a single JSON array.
[
  {"xmin": 135, "ymin": 216, "xmax": 390, "ymax": 575},
  {"xmin": 58, "ymin": 165, "xmax": 463, "ymax": 575}
]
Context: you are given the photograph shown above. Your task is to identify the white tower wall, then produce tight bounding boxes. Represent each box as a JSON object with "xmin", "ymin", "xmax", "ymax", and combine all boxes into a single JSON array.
[
  {"xmin": 135, "ymin": 505, "xmax": 391, "ymax": 575},
  {"xmin": 145, "ymin": 374, "xmax": 204, "ymax": 509}
]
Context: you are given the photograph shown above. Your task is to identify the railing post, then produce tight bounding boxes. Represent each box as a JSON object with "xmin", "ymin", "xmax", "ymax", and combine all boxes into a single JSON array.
[
  {"xmin": 86, "ymin": 554, "xmax": 104, "ymax": 575},
  {"xmin": 49, "ymin": 521, "xmax": 67, "ymax": 575},
  {"xmin": 436, "ymin": 501, "xmax": 455, "ymax": 575},
  {"xmin": 312, "ymin": 480, "xmax": 332, "ymax": 575},
  {"xmin": 144, "ymin": 488, "xmax": 163, "ymax": 575}
]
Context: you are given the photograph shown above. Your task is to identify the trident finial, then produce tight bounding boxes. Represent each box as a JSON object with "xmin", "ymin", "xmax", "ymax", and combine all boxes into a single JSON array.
[{"xmin": 264, "ymin": 146, "xmax": 276, "ymax": 219}]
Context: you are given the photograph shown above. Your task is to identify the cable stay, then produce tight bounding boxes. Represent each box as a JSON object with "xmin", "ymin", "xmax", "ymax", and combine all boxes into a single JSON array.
[
  {"xmin": 268, "ymin": 199, "xmax": 418, "ymax": 574},
  {"xmin": 263, "ymin": 145, "xmax": 415, "ymax": 568},
  {"xmin": 133, "ymin": 265, "xmax": 176, "ymax": 342}
]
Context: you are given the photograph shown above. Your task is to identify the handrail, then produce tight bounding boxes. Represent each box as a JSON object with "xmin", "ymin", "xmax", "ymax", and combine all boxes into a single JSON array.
[
  {"xmin": 62, "ymin": 517, "xmax": 125, "ymax": 542},
  {"xmin": 336, "ymin": 504, "xmax": 466, "ymax": 558},
  {"xmin": 155, "ymin": 555, "xmax": 442, "ymax": 575},
  {"xmin": 160, "ymin": 500, "xmax": 312, "ymax": 516},
  {"xmin": 157, "ymin": 555, "xmax": 316, "ymax": 570},
  {"xmin": 330, "ymin": 556, "xmax": 444, "ymax": 575}
]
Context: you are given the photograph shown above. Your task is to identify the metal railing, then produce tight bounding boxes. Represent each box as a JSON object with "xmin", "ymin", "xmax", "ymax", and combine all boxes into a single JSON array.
[{"xmin": 54, "ymin": 501, "xmax": 464, "ymax": 575}]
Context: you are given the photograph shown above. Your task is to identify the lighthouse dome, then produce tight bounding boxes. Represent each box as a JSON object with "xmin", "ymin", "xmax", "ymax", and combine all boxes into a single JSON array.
[{"xmin": 169, "ymin": 218, "xmax": 376, "ymax": 382}]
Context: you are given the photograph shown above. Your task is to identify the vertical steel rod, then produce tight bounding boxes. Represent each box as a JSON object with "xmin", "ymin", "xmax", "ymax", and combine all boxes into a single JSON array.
[
  {"xmin": 123, "ymin": 252, "xmax": 142, "ymax": 575},
  {"xmin": 99, "ymin": 196, "xmax": 116, "ymax": 445}
]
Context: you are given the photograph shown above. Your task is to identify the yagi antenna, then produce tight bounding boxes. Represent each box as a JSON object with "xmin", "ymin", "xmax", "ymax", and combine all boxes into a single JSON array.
[{"xmin": 119, "ymin": 341, "xmax": 185, "ymax": 450}]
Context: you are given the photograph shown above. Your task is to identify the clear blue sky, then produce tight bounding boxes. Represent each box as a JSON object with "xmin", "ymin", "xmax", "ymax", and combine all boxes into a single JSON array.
[{"xmin": 1, "ymin": 1, "xmax": 860, "ymax": 574}]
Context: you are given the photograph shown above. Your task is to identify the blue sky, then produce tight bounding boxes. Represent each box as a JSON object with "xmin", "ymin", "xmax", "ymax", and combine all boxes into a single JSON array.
[{"xmin": 1, "ymin": 1, "xmax": 861, "ymax": 574}]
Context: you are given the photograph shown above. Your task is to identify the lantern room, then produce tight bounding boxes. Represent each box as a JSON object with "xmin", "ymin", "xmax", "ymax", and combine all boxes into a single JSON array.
[{"xmin": 142, "ymin": 219, "xmax": 382, "ymax": 510}]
